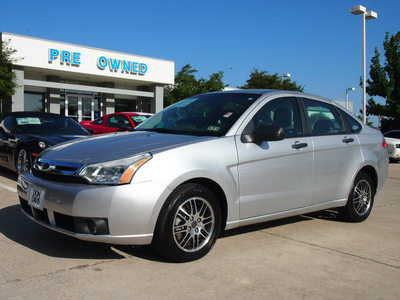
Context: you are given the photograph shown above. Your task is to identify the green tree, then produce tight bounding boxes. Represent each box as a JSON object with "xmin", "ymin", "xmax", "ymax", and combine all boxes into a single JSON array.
[
  {"xmin": 239, "ymin": 69, "xmax": 304, "ymax": 91},
  {"xmin": 0, "ymin": 38, "xmax": 19, "ymax": 112},
  {"xmin": 366, "ymin": 31, "xmax": 400, "ymax": 130},
  {"xmin": 165, "ymin": 64, "xmax": 226, "ymax": 106}
]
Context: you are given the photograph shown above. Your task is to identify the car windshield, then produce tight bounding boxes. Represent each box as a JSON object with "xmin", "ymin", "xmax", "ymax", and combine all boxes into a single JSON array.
[
  {"xmin": 136, "ymin": 93, "xmax": 260, "ymax": 137},
  {"xmin": 384, "ymin": 131, "xmax": 400, "ymax": 139},
  {"xmin": 130, "ymin": 115, "xmax": 151, "ymax": 126},
  {"xmin": 13, "ymin": 115, "xmax": 90, "ymax": 135}
]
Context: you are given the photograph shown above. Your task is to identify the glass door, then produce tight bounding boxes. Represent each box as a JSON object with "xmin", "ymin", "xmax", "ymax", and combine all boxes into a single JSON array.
[
  {"xmin": 82, "ymin": 96, "xmax": 93, "ymax": 121},
  {"xmin": 66, "ymin": 95, "xmax": 95, "ymax": 122},
  {"xmin": 66, "ymin": 95, "xmax": 79, "ymax": 121}
]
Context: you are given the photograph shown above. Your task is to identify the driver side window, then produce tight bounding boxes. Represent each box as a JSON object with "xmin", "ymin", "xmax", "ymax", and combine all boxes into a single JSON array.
[{"xmin": 252, "ymin": 97, "xmax": 302, "ymax": 137}]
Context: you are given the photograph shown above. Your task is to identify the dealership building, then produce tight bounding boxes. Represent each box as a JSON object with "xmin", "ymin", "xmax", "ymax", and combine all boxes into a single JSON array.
[{"xmin": 1, "ymin": 32, "xmax": 175, "ymax": 121}]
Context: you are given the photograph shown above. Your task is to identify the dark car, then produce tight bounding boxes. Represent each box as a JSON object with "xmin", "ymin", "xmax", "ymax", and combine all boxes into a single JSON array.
[
  {"xmin": 0, "ymin": 112, "xmax": 91, "ymax": 174},
  {"xmin": 80, "ymin": 112, "xmax": 153, "ymax": 135}
]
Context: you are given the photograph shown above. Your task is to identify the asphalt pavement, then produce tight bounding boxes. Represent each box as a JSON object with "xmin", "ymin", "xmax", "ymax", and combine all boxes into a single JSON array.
[{"xmin": 0, "ymin": 164, "xmax": 399, "ymax": 299}]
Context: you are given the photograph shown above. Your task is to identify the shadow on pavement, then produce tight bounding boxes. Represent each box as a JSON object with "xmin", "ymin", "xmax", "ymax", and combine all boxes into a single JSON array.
[
  {"xmin": 0, "ymin": 166, "xmax": 18, "ymax": 181},
  {"xmin": 0, "ymin": 204, "xmax": 125, "ymax": 260}
]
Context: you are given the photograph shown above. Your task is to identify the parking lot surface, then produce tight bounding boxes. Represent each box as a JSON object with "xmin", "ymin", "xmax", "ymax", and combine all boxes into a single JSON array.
[{"xmin": 1, "ymin": 164, "xmax": 399, "ymax": 299}]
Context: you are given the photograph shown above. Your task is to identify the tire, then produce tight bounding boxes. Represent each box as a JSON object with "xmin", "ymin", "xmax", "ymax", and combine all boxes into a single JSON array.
[
  {"xmin": 15, "ymin": 147, "xmax": 31, "ymax": 175},
  {"xmin": 339, "ymin": 172, "xmax": 375, "ymax": 222},
  {"xmin": 153, "ymin": 183, "xmax": 221, "ymax": 262}
]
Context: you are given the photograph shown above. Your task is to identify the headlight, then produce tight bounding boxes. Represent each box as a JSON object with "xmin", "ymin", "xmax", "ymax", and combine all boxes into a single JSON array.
[{"xmin": 78, "ymin": 153, "xmax": 152, "ymax": 185}]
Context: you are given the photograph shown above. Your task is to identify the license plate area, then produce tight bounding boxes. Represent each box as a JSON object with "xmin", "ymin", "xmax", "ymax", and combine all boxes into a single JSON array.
[{"xmin": 28, "ymin": 186, "xmax": 46, "ymax": 211}]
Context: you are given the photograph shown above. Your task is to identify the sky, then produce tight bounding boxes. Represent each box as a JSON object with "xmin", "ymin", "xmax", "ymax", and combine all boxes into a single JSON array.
[{"xmin": 1, "ymin": 0, "xmax": 399, "ymax": 124}]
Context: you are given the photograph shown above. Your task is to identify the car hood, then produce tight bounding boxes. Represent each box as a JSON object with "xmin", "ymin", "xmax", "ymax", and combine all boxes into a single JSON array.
[{"xmin": 38, "ymin": 131, "xmax": 215, "ymax": 164}]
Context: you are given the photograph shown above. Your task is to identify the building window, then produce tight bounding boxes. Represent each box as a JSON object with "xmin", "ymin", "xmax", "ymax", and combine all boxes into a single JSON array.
[
  {"xmin": 24, "ymin": 92, "xmax": 44, "ymax": 112},
  {"xmin": 116, "ymin": 99, "xmax": 137, "ymax": 112}
]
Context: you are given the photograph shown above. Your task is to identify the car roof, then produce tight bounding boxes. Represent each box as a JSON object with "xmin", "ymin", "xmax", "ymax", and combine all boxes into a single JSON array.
[{"xmin": 207, "ymin": 89, "xmax": 334, "ymax": 103}]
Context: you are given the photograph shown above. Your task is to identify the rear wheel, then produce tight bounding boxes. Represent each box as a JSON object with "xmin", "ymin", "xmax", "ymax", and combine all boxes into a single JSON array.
[
  {"xmin": 153, "ymin": 183, "xmax": 221, "ymax": 262},
  {"xmin": 15, "ymin": 147, "xmax": 31, "ymax": 175},
  {"xmin": 339, "ymin": 172, "xmax": 375, "ymax": 222}
]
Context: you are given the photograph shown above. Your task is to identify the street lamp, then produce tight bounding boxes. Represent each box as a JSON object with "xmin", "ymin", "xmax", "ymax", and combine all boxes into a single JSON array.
[
  {"xmin": 345, "ymin": 87, "xmax": 355, "ymax": 110},
  {"xmin": 280, "ymin": 73, "xmax": 291, "ymax": 81},
  {"xmin": 350, "ymin": 5, "xmax": 378, "ymax": 123}
]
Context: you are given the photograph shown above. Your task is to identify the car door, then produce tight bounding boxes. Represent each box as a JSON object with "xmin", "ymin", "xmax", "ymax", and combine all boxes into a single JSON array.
[
  {"xmin": 236, "ymin": 97, "xmax": 314, "ymax": 219},
  {"xmin": 301, "ymin": 98, "xmax": 362, "ymax": 204}
]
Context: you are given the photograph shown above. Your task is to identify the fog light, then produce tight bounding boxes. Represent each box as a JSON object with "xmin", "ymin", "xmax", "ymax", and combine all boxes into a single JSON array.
[{"xmin": 87, "ymin": 220, "xmax": 98, "ymax": 234}]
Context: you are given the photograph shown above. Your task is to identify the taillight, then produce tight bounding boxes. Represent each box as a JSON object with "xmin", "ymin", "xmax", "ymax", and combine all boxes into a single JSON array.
[{"xmin": 382, "ymin": 138, "xmax": 388, "ymax": 148}]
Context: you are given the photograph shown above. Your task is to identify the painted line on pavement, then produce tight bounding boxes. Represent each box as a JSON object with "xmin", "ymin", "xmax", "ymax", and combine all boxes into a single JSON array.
[{"xmin": 0, "ymin": 182, "xmax": 17, "ymax": 193}]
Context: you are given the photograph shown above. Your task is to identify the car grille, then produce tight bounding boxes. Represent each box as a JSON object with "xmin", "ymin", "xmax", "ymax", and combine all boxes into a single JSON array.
[
  {"xmin": 33, "ymin": 158, "xmax": 87, "ymax": 184},
  {"xmin": 32, "ymin": 168, "xmax": 87, "ymax": 183},
  {"xmin": 19, "ymin": 197, "xmax": 109, "ymax": 235}
]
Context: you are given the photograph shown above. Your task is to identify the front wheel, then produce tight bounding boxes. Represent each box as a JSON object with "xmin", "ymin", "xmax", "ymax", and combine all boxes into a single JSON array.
[
  {"xmin": 153, "ymin": 183, "xmax": 221, "ymax": 262},
  {"xmin": 15, "ymin": 147, "xmax": 31, "ymax": 175},
  {"xmin": 339, "ymin": 172, "xmax": 375, "ymax": 222}
]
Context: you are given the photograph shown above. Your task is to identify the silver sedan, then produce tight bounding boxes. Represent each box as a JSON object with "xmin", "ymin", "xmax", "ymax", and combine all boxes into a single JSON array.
[{"xmin": 17, "ymin": 90, "xmax": 389, "ymax": 262}]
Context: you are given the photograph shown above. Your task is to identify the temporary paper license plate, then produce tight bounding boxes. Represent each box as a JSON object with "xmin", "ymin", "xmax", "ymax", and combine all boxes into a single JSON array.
[{"xmin": 27, "ymin": 186, "xmax": 45, "ymax": 211}]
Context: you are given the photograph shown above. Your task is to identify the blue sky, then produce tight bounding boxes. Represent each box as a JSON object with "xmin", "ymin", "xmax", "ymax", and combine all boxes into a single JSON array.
[{"xmin": 1, "ymin": 0, "xmax": 399, "ymax": 123}]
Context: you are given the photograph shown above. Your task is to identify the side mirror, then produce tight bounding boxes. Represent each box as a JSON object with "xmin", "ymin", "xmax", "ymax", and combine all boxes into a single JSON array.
[{"xmin": 242, "ymin": 124, "xmax": 285, "ymax": 144}]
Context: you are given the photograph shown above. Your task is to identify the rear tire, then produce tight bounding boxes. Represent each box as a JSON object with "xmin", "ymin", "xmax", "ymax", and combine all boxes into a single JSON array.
[
  {"xmin": 153, "ymin": 183, "xmax": 221, "ymax": 262},
  {"xmin": 339, "ymin": 172, "xmax": 375, "ymax": 222}
]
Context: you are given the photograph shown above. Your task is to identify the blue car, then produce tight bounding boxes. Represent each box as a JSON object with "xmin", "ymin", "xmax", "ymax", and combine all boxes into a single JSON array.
[{"xmin": 0, "ymin": 112, "xmax": 91, "ymax": 174}]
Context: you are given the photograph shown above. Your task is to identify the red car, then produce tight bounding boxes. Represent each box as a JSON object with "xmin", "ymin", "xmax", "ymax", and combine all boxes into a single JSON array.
[{"xmin": 81, "ymin": 112, "xmax": 152, "ymax": 135}]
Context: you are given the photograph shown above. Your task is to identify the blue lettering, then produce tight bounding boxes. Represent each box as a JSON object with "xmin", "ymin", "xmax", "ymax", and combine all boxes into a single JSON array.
[
  {"xmin": 140, "ymin": 63, "xmax": 147, "ymax": 74},
  {"xmin": 123, "ymin": 60, "xmax": 131, "ymax": 72},
  {"xmin": 132, "ymin": 62, "xmax": 139, "ymax": 73},
  {"xmin": 49, "ymin": 49, "xmax": 59, "ymax": 62},
  {"xmin": 108, "ymin": 58, "xmax": 121, "ymax": 71},
  {"xmin": 72, "ymin": 52, "xmax": 81, "ymax": 65},
  {"xmin": 97, "ymin": 56, "xmax": 107, "ymax": 69},
  {"xmin": 61, "ymin": 50, "xmax": 71, "ymax": 64}
]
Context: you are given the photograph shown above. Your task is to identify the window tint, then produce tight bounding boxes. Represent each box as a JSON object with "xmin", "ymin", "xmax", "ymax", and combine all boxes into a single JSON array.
[
  {"xmin": 94, "ymin": 117, "xmax": 104, "ymax": 125},
  {"xmin": 303, "ymin": 98, "xmax": 344, "ymax": 135},
  {"xmin": 341, "ymin": 110, "xmax": 362, "ymax": 133},
  {"xmin": 384, "ymin": 131, "xmax": 400, "ymax": 139},
  {"xmin": 106, "ymin": 115, "xmax": 130, "ymax": 128},
  {"xmin": 252, "ymin": 97, "xmax": 302, "ymax": 137}
]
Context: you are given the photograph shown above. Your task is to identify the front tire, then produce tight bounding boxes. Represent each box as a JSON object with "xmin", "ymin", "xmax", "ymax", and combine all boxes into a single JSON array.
[
  {"xmin": 339, "ymin": 172, "xmax": 375, "ymax": 222},
  {"xmin": 15, "ymin": 147, "xmax": 31, "ymax": 175},
  {"xmin": 153, "ymin": 183, "xmax": 221, "ymax": 262}
]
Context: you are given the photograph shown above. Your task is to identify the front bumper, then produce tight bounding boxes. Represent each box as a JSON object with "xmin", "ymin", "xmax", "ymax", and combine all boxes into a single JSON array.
[{"xmin": 17, "ymin": 172, "xmax": 170, "ymax": 245}]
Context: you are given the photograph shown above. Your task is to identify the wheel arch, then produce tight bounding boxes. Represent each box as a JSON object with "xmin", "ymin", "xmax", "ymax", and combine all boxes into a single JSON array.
[
  {"xmin": 172, "ymin": 177, "xmax": 228, "ymax": 231},
  {"xmin": 357, "ymin": 165, "xmax": 378, "ymax": 195}
]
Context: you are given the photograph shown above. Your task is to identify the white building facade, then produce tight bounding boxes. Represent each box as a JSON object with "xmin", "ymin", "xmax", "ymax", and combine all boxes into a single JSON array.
[{"xmin": 1, "ymin": 32, "xmax": 175, "ymax": 121}]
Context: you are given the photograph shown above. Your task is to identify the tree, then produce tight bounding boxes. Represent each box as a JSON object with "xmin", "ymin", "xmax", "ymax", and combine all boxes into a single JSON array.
[
  {"xmin": 239, "ymin": 69, "xmax": 304, "ymax": 91},
  {"xmin": 0, "ymin": 38, "xmax": 19, "ymax": 112},
  {"xmin": 366, "ymin": 31, "xmax": 400, "ymax": 130},
  {"xmin": 165, "ymin": 64, "xmax": 226, "ymax": 106}
]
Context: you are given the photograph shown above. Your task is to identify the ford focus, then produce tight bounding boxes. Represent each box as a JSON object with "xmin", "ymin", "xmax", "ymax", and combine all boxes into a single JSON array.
[{"xmin": 17, "ymin": 90, "xmax": 389, "ymax": 262}]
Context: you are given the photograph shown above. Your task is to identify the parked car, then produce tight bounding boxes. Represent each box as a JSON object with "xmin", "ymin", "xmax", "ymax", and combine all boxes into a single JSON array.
[
  {"xmin": 0, "ymin": 112, "xmax": 91, "ymax": 174},
  {"xmin": 80, "ymin": 112, "xmax": 152, "ymax": 135},
  {"xmin": 17, "ymin": 90, "xmax": 389, "ymax": 262},
  {"xmin": 383, "ymin": 130, "xmax": 400, "ymax": 162}
]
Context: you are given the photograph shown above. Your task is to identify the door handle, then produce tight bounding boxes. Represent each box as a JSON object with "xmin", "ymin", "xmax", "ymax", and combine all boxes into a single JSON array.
[
  {"xmin": 342, "ymin": 137, "xmax": 354, "ymax": 144},
  {"xmin": 292, "ymin": 142, "xmax": 308, "ymax": 149}
]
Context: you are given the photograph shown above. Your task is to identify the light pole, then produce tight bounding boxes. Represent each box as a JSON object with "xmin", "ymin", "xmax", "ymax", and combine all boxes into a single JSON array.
[
  {"xmin": 345, "ymin": 87, "xmax": 355, "ymax": 110},
  {"xmin": 350, "ymin": 5, "xmax": 377, "ymax": 123}
]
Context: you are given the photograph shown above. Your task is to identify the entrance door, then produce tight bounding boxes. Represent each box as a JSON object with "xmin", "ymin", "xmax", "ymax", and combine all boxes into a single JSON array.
[{"xmin": 66, "ymin": 95, "xmax": 96, "ymax": 122}]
